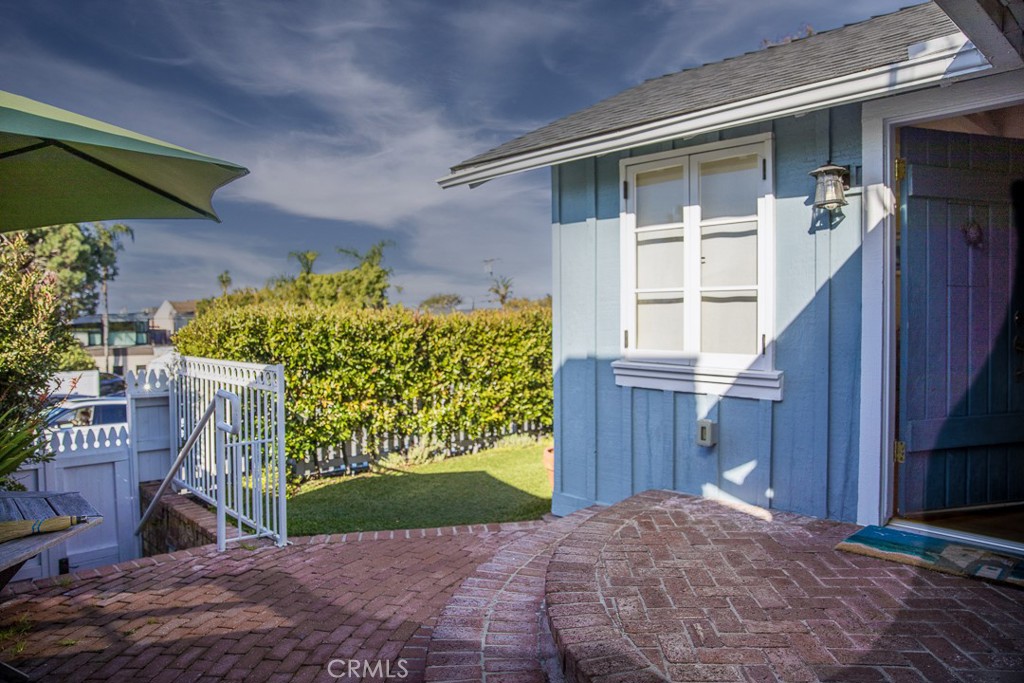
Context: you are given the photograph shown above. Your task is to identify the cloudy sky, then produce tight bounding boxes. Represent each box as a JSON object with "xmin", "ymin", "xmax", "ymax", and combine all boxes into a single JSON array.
[{"xmin": 3, "ymin": 0, "xmax": 920, "ymax": 311}]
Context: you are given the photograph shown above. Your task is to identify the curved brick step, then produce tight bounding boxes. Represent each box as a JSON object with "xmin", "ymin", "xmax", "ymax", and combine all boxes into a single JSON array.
[
  {"xmin": 424, "ymin": 508, "xmax": 600, "ymax": 683},
  {"xmin": 545, "ymin": 490, "xmax": 1024, "ymax": 683}
]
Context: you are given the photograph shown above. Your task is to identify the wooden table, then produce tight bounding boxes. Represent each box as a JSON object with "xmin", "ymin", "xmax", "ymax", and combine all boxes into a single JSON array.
[{"xmin": 0, "ymin": 492, "xmax": 101, "ymax": 682}]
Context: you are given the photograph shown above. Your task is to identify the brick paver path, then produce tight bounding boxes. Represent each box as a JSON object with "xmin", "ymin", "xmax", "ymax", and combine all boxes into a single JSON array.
[
  {"xmin": 546, "ymin": 490, "xmax": 1024, "ymax": 683},
  {"xmin": 4, "ymin": 494, "xmax": 1023, "ymax": 683},
  {"xmin": 425, "ymin": 508, "xmax": 599, "ymax": 683},
  {"xmin": 0, "ymin": 523, "xmax": 542, "ymax": 683}
]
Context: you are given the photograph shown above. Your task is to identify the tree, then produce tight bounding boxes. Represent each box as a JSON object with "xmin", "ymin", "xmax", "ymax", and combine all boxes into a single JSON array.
[
  {"xmin": 419, "ymin": 293, "xmax": 463, "ymax": 314},
  {"xmin": 217, "ymin": 270, "xmax": 232, "ymax": 296},
  {"xmin": 22, "ymin": 223, "xmax": 133, "ymax": 320},
  {"xmin": 57, "ymin": 342, "xmax": 96, "ymax": 371},
  {"xmin": 488, "ymin": 275, "xmax": 514, "ymax": 307},
  {"xmin": 22, "ymin": 224, "xmax": 100, "ymax": 317},
  {"xmin": 197, "ymin": 241, "xmax": 396, "ymax": 314},
  {"xmin": 288, "ymin": 250, "xmax": 319, "ymax": 276},
  {"xmin": 504, "ymin": 294, "xmax": 552, "ymax": 310},
  {"xmin": 0, "ymin": 235, "xmax": 72, "ymax": 487},
  {"xmin": 334, "ymin": 240, "xmax": 394, "ymax": 309}
]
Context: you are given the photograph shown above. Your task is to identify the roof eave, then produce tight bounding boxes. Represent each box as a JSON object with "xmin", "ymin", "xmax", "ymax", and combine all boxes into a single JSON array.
[
  {"xmin": 935, "ymin": 0, "xmax": 1024, "ymax": 71},
  {"xmin": 438, "ymin": 32, "xmax": 989, "ymax": 190}
]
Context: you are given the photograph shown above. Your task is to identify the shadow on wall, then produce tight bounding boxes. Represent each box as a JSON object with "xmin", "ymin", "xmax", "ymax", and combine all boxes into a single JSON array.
[
  {"xmin": 549, "ymin": 110, "xmax": 870, "ymax": 522},
  {"xmin": 901, "ymin": 127, "xmax": 1024, "ymax": 516},
  {"xmin": 551, "ymin": 225, "xmax": 865, "ymax": 522},
  {"xmin": 551, "ymin": 124, "xmax": 1024, "ymax": 525}
]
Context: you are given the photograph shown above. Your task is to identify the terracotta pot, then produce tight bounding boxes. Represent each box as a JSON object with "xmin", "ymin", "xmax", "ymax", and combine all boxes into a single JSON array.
[{"xmin": 542, "ymin": 446, "xmax": 555, "ymax": 491}]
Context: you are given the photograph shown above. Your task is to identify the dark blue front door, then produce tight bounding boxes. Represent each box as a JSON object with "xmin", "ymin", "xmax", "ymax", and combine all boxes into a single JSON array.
[{"xmin": 898, "ymin": 126, "xmax": 1024, "ymax": 515}]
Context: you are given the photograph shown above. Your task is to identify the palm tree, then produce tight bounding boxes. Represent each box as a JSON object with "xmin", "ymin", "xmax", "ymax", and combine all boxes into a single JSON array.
[
  {"xmin": 336, "ymin": 240, "xmax": 394, "ymax": 267},
  {"xmin": 488, "ymin": 275, "xmax": 514, "ymax": 307},
  {"xmin": 288, "ymin": 250, "xmax": 319, "ymax": 276},
  {"xmin": 217, "ymin": 270, "xmax": 232, "ymax": 296},
  {"xmin": 93, "ymin": 223, "xmax": 134, "ymax": 373}
]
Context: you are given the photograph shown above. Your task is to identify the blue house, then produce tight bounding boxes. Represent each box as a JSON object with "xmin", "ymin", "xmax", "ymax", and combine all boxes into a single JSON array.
[{"xmin": 442, "ymin": 1, "xmax": 1024, "ymax": 551}]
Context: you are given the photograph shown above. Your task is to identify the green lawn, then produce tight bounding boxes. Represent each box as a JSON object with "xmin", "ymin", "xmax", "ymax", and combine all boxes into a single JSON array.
[{"xmin": 287, "ymin": 441, "xmax": 552, "ymax": 535}]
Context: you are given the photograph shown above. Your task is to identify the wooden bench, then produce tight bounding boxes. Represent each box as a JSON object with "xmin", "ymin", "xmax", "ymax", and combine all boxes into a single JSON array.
[{"xmin": 0, "ymin": 491, "xmax": 101, "ymax": 682}]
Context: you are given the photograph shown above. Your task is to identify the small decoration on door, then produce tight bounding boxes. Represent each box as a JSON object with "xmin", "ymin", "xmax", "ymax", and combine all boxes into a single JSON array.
[{"xmin": 960, "ymin": 220, "xmax": 983, "ymax": 248}]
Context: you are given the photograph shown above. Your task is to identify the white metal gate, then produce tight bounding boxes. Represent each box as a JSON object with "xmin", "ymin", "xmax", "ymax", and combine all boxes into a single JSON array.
[{"xmin": 169, "ymin": 356, "xmax": 287, "ymax": 548}]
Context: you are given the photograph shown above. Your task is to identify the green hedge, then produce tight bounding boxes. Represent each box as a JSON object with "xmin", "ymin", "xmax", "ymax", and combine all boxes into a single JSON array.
[{"xmin": 174, "ymin": 304, "xmax": 552, "ymax": 464}]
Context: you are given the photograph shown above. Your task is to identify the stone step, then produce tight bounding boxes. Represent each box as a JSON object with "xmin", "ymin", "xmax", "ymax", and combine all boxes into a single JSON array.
[{"xmin": 424, "ymin": 507, "xmax": 600, "ymax": 682}]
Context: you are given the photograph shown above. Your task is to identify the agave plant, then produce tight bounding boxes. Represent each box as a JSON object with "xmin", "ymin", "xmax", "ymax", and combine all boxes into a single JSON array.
[{"xmin": 0, "ymin": 405, "xmax": 48, "ymax": 481}]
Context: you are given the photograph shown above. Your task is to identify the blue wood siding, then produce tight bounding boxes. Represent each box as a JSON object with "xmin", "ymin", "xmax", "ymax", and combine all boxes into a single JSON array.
[{"xmin": 551, "ymin": 105, "xmax": 864, "ymax": 521}]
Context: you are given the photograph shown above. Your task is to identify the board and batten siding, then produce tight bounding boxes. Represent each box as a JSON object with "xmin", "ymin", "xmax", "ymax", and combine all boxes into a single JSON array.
[{"xmin": 551, "ymin": 105, "xmax": 864, "ymax": 521}]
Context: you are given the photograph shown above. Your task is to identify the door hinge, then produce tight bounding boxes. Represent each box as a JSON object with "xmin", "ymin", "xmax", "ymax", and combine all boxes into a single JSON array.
[
  {"xmin": 894, "ymin": 158, "xmax": 906, "ymax": 182},
  {"xmin": 623, "ymin": 330, "xmax": 629, "ymax": 348},
  {"xmin": 622, "ymin": 181, "xmax": 629, "ymax": 200},
  {"xmin": 762, "ymin": 159, "xmax": 767, "ymax": 180},
  {"xmin": 894, "ymin": 440, "xmax": 906, "ymax": 464}
]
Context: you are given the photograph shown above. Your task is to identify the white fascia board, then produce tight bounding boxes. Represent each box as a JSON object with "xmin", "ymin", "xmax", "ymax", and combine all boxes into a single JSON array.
[
  {"xmin": 934, "ymin": 0, "xmax": 1024, "ymax": 71},
  {"xmin": 438, "ymin": 32, "xmax": 989, "ymax": 189}
]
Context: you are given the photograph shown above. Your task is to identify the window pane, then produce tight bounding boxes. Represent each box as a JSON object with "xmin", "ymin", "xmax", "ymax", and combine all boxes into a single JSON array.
[
  {"xmin": 700, "ymin": 154, "xmax": 758, "ymax": 220},
  {"xmin": 636, "ymin": 166, "xmax": 685, "ymax": 226},
  {"xmin": 637, "ymin": 293, "xmax": 685, "ymax": 351},
  {"xmin": 701, "ymin": 221, "xmax": 757, "ymax": 288},
  {"xmin": 637, "ymin": 228, "xmax": 684, "ymax": 289},
  {"xmin": 702, "ymin": 291, "xmax": 757, "ymax": 355},
  {"xmin": 94, "ymin": 405, "xmax": 127, "ymax": 424}
]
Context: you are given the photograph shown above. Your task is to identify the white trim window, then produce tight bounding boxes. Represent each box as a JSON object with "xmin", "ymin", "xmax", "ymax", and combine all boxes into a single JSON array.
[{"xmin": 613, "ymin": 134, "xmax": 781, "ymax": 400}]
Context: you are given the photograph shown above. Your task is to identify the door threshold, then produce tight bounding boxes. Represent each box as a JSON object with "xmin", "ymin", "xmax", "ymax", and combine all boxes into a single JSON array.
[{"xmin": 887, "ymin": 519, "xmax": 1024, "ymax": 557}]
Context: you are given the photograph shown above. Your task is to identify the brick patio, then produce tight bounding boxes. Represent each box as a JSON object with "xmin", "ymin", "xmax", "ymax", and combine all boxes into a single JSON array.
[
  {"xmin": 0, "ymin": 523, "xmax": 543, "ymax": 683},
  {"xmin": 1, "ymin": 492, "xmax": 1022, "ymax": 682},
  {"xmin": 546, "ymin": 491, "xmax": 1024, "ymax": 683}
]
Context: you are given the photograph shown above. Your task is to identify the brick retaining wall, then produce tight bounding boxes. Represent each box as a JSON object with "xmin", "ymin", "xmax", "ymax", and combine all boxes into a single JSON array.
[{"xmin": 138, "ymin": 481, "xmax": 218, "ymax": 555}]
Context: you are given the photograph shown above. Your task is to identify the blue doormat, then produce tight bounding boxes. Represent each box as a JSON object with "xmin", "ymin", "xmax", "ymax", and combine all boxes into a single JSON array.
[{"xmin": 836, "ymin": 525, "xmax": 1024, "ymax": 587}]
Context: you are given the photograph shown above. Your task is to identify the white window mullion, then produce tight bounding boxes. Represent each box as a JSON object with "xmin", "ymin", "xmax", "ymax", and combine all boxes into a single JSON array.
[
  {"xmin": 684, "ymin": 156, "xmax": 701, "ymax": 356},
  {"xmin": 621, "ymin": 171, "xmax": 636, "ymax": 354}
]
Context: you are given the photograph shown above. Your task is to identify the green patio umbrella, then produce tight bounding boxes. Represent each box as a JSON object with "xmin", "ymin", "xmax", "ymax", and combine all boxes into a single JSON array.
[{"xmin": 0, "ymin": 89, "xmax": 249, "ymax": 232}]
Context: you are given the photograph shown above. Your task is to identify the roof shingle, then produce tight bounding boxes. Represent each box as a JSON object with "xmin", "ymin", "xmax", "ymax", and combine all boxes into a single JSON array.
[{"xmin": 452, "ymin": 3, "xmax": 955, "ymax": 172}]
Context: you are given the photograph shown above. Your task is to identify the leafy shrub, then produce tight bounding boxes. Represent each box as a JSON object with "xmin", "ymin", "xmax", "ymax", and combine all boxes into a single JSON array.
[
  {"xmin": 174, "ymin": 303, "xmax": 552, "ymax": 468},
  {"xmin": 0, "ymin": 235, "xmax": 68, "ymax": 488}
]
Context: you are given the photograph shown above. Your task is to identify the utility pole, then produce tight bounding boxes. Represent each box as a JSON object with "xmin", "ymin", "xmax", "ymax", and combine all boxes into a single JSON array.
[{"xmin": 101, "ymin": 264, "xmax": 110, "ymax": 373}]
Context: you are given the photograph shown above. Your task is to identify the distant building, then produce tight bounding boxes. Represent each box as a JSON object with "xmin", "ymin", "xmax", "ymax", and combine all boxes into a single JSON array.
[
  {"xmin": 151, "ymin": 299, "xmax": 198, "ymax": 338},
  {"xmin": 70, "ymin": 299, "xmax": 197, "ymax": 375}
]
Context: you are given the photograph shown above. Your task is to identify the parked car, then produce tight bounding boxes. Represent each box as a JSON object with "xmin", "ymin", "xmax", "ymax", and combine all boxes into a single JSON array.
[
  {"xmin": 99, "ymin": 373, "xmax": 125, "ymax": 396},
  {"xmin": 46, "ymin": 373, "xmax": 125, "ymax": 406},
  {"xmin": 44, "ymin": 396, "xmax": 127, "ymax": 430}
]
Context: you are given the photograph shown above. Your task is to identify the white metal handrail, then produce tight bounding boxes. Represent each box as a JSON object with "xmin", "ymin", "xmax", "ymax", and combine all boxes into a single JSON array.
[
  {"xmin": 170, "ymin": 356, "xmax": 287, "ymax": 549},
  {"xmin": 136, "ymin": 389, "xmax": 238, "ymax": 537},
  {"xmin": 213, "ymin": 389, "xmax": 240, "ymax": 551}
]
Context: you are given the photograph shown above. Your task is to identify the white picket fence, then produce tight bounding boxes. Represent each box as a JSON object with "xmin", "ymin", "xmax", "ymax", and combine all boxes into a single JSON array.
[
  {"xmin": 43, "ymin": 424, "xmax": 130, "ymax": 454},
  {"xmin": 298, "ymin": 419, "xmax": 548, "ymax": 478},
  {"xmin": 142, "ymin": 355, "xmax": 287, "ymax": 548}
]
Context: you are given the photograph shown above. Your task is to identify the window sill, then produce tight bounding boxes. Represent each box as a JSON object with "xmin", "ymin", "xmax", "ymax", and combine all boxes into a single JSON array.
[{"xmin": 611, "ymin": 359, "xmax": 783, "ymax": 401}]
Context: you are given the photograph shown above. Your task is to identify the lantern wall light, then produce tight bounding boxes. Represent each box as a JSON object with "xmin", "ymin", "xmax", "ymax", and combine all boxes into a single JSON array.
[{"xmin": 809, "ymin": 163, "xmax": 850, "ymax": 211}]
